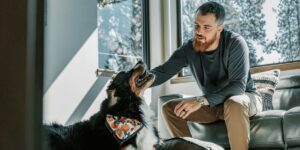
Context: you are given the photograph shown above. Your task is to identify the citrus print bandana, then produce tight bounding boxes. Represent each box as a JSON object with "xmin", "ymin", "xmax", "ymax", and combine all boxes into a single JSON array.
[{"xmin": 105, "ymin": 114, "xmax": 144, "ymax": 145}]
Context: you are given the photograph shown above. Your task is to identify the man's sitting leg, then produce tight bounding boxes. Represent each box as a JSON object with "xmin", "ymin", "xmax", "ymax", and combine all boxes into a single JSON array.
[
  {"xmin": 223, "ymin": 93, "xmax": 262, "ymax": 150},
  {"xmin": 161, "ymin": 98, "xmax": 221, "ymax": 137}
]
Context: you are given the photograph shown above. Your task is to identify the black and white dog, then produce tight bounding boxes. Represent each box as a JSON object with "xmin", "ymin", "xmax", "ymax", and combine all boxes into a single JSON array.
[{"xmin": 44, "ymin": 61, "xmax": 160, "ymax": 150}]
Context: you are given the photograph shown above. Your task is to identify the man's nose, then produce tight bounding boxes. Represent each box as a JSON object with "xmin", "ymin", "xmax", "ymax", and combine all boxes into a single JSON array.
[{"xmin": 195, "ymin": 27, "xmax": 204, "ymax": 35}]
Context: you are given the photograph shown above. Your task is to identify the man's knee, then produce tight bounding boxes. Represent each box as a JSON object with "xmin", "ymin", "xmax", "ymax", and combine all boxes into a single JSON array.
[
  {"xmin": 162, "ymin": 100, "xmax": 178, "ymax": 115},
  {"xmin": 223, "ymin": 99, "xmax": 250, "ymax": 126},
  {"xmin": 224, "ymin": 95, "xmax": 249, "ymax": 115},
  {"xmin": 224, "ymin": 95, "xmax": 250, "ymax": 110}
]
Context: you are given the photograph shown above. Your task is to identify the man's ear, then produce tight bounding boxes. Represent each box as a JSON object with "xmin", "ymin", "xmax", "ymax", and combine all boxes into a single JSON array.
[{"xmin": 217, "ymin": 24, "xmax": 224, "ymax": 32}]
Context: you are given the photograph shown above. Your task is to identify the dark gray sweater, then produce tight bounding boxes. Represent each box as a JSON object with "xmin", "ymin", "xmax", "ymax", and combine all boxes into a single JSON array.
[{"xmin": 150, "ymin": 30, "xmax": 256, "ymax": 107}]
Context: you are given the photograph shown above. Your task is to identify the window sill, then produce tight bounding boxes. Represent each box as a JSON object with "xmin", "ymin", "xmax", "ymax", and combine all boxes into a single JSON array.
[
  {"xmin": 250, "ymin": 61, "xmax": 300, "ymax": 73},
  {"xmin": 170, "ymin": 61, "xmax": 300, "ymax": 84},
  {"xmin": 170, "ymin": 76, "xmax": 195, "ymax": 84}
]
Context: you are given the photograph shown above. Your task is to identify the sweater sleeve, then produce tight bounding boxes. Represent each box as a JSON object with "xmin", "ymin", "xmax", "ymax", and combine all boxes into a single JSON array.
[
  {"xmin": 205, "ymin": 36, "xmax": 250, "ymax": 107},
  {"xmin": 150, "ymin": 46, "xmax": 188, "ymax": 87}
]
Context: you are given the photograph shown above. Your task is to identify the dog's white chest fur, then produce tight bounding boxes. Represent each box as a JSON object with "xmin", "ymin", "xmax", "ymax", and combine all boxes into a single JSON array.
[{"xmin": 125, "ymin": 100, "xmax": 158, "ymax": 150}]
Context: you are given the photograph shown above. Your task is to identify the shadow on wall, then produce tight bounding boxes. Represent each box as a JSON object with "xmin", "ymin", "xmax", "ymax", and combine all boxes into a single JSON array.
[
  {"xmin": 44, "ymin": 0, "xmax": 97, "ymax": 92},
  {"xmin": 65, "ymin": 77, "xmax": 110, "ymax": 125}
]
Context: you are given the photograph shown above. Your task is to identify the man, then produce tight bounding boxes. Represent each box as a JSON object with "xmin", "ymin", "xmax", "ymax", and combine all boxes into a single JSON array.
[{"xmin": 150, "ymin": 1, "xmax": 262, "ymax": 150}]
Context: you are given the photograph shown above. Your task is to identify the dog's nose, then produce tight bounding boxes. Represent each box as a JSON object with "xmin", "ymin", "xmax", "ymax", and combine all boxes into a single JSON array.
[
  {"xmin": 133, "ymin": 60, "xmax": 145, "ymax": 69},
  {"xmin": 137, "ymin": 60, "xmax": 144, "ymax": 65}
]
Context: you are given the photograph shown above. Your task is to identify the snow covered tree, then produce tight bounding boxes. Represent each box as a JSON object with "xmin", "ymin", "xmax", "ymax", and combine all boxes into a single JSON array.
[
  {"xmin": 98, "ymin": 0, "xmax": 143, "ymax": 71},
  {"xmin": 232, "ymin": 0, "xmax": 266, "ymax": 66},
  {"xmin": 271, "ymin": 0, "xmax": 300, "ymax": 62}
]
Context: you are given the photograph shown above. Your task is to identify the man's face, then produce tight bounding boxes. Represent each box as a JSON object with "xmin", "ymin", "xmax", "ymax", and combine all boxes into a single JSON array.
[{"xmin": 193, "ymin": 12, "xmax": 223, "ymax": 52}]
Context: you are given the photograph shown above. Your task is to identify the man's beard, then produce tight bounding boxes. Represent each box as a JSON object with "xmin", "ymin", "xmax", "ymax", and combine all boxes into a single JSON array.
[{"xmin": 193, "ymin": 32, "xmax": 218, "ymax": 52}]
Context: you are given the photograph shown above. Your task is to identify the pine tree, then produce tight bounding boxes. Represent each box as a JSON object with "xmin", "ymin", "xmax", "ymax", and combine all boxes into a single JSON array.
[
  {"xmin": 233, "ymin": 0, "xmax": 266, "ymax": 66},
  {"xmin": 273, "ymin": 0, "xmax": 300, "ymax": 62},
  {"xmin": 128, "ymin": 0, "xmax": 143, "ymax": 65}
]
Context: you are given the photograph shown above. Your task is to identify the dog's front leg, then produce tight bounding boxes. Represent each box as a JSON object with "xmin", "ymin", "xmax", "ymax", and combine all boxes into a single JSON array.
[
  {"xmin": 123, "ymin": 145, "xmax": 137, "ymax": 150},
  {"xmin": 135, "ymin": 127, "xmax": 158, "ymax": 150},
  {"xmin": 123, "ymin": 145, "xmax": 157, "ymax": 150}
]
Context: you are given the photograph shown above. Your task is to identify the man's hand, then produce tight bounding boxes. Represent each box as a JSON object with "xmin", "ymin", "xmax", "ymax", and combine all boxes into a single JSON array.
[{"xmin": 174, "ymin": 99, "xmax": 201, "ymax": 119}]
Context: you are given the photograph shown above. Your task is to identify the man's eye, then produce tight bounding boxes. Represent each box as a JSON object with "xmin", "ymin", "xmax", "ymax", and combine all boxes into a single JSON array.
[
  {"xmin": 194, "ymin": 25, "xmax": 199, "ymax": 29},
  {"xmin": 204, "ymin": 27, "xmax": 210, "ymax": 30}
]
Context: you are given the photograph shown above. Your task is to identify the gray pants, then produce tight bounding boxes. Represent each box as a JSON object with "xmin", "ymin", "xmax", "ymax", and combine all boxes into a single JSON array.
[{"xmin": 161, "ymin": 92, "xmax": 262, "ymax": 150}]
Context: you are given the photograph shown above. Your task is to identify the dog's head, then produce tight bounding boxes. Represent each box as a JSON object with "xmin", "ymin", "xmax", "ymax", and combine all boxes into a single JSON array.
[{"xmin": 106, "ymin": 61, "xmax": 155, "ymax": 107}]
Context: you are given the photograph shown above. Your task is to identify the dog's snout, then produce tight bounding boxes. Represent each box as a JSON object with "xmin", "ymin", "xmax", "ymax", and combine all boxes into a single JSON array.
[
  {"xmin": 134, "ymin": 61, "xmax": 146, "ymax": 70},
  {"xmin": 138, "ymin": 61, "xmax": 148, "ymax": 68}
]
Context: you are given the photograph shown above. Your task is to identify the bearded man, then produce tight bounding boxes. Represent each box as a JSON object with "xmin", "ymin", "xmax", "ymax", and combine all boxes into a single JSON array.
[{"xmin": 150, "ymin": 2, "xmax": 263, "ymax": 150}]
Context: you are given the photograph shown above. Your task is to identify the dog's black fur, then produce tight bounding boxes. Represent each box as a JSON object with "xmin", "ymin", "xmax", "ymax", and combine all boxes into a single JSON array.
[{"xmin": 44, "ymin": 61, "xmax": 160, "ymax": 150}]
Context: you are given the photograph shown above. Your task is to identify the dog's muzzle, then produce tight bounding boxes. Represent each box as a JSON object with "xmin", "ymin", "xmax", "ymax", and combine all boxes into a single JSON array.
[{"xmin": 135, "ymin": 70, "xmax": 154, "ymax": 88}]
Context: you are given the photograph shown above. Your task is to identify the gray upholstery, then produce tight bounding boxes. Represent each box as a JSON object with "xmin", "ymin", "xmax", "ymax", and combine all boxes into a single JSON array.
[
  {"xmin": 158, "ymin": 75, "xmax": 300, "ymax": 149},
  {"xmin": 156, "ymin": 137, "xmax": 224, "ymax": 150},
  {"xmin": 272, "ymin": 75, "xmax": 300, "ymax": 110},
  {"xmin": 249, "ymin": 110, "xmax": 285, "ymax": 148},
  {"xmin": 283, "ymin": 106, "xmax": 300, "ymax": 147}
]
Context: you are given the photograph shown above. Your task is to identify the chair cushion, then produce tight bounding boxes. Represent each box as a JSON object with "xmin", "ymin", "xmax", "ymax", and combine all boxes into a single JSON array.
[
  {"xmin": 272, "ymin": 75, "xmax": 300, "ymax": 110},
  {"xmin": 156, "ymin": 137, "xmax": 224, "ymax": 150},
  {"xmin": 283, "ymin": 106, "xmax": 300, "ymax": 147},
  {"xmin": 249, "ymin": 110, "xmax": 286, "ymax": 148},
  {"xmin": 252, "ymin": 69, "xmax": 280, "ymax": 111},
  {"xmin": 158, "ymin": 94, "xmax": 184, "ymax": 139},
  {"xmin": 188, "ymin": 121, "xmax": 230, "ymax": 148},
  {"xmin": 189, "ymin": 110, "xmax": 286, "ymax": 149}
]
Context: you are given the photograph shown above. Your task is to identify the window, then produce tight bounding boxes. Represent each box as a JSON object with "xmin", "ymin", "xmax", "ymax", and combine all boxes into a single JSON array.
[
  {"xmin": 178, "ymin": 0, "xmax": 300, "ymax": 76},
  {"xmin": 97, "ymin": 0, "xmax": 149, "ymax": 73}
]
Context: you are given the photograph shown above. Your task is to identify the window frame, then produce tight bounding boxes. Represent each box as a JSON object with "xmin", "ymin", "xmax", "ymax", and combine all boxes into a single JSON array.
[{"xmin": 142, "ymin": 0, "xmax": 150, "ymax": 68}]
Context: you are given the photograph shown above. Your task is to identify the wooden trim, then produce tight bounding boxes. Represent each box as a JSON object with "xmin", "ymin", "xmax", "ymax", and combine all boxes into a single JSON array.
[
  {"xmin": 250, "ymin": 61, "xmax": 300, "ymax": 73},
  {"xmin": 170, "ymin": 76, "xmax": 194, "ymax": 84},
  {"xmin": 171, "ymin": 61, "xmax": 300, "ymax": 84}
]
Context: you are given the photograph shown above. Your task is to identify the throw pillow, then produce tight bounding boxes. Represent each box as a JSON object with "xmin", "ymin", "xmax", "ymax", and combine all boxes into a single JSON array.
[{"xmin": 251, "ymin": 69, "xmax": 280, "ymax": 111}]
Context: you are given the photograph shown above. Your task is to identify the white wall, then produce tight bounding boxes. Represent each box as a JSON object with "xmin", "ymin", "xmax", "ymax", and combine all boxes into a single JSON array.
[
  {"xmin": 44, "ymin": 0, "xmax": 98, "ymax": 92},
  {"xmin": 43, "ymin": 0, "xmax": 109, "ymax": 124},
  {"xmin": 149, "ymin": 0, "xmax": 165, "ymax": 113}
]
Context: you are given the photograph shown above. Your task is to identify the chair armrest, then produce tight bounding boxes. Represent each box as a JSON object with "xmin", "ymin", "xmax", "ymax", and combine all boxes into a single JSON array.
[{"xmin": 157, "ymin": 94, "xmax": 184, "ymax": 139}]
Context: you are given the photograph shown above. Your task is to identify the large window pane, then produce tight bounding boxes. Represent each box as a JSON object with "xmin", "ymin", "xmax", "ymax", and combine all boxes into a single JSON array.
[
  {"xmin": 97, "ymin": 0, "xmax": 148, "ymax": 72},
  {"xmin": 178, "ymin": 0, "xmax": 300, "ymax": 76}
]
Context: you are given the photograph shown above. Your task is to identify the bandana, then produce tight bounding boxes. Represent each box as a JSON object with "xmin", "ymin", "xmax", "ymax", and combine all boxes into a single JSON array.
[{"xmin": 105, "ymin": 114, "xmax": 144, "ymax": 145}]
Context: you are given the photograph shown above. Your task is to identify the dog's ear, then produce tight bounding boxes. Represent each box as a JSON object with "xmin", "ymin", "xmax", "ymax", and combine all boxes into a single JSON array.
[
  {"xmin": 106, "ymin": 70, "xmax": 133, "ymax": 98},
  {"xmin": 111, "ymin": 74, "xmax": 117, "ymax": 80},
  {"xmin": 106, "ymin": 89, "xmax": 114, "ymax": 98},
  {"xmin": 107, "ymin": 71, "xmax": 124, "ymax": 91},
  {"xmin": 106, "ymin": 89, "xmax": 118, "ymax": 107}
]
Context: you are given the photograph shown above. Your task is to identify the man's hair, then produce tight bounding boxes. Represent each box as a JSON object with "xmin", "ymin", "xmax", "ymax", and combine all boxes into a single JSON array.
[{"xmin": 196, "ymin": 1, "xmax": 225, "ymax": 25}]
